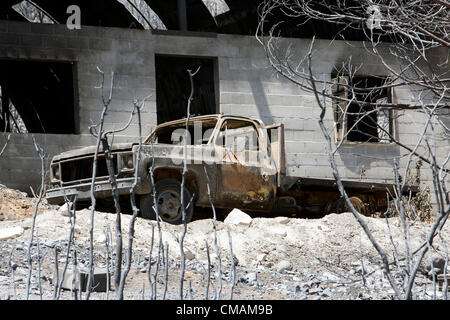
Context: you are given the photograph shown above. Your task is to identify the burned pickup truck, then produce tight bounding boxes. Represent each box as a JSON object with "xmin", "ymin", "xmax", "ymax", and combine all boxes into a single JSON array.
[{"xmin": 46, "ymin": 114, "xmax": 416, "ymax": 224}]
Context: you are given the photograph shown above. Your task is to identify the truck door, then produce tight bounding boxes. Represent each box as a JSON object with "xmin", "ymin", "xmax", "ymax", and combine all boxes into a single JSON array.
[{"xmin": 214, "ymin": 118, "xmax": 276, "ymax": 211}]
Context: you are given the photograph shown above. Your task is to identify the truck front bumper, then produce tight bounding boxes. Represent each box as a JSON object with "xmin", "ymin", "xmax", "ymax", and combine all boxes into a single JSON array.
[{"xmin": 46, "ymin": 177, "xmax": 140, "ymax": 205}]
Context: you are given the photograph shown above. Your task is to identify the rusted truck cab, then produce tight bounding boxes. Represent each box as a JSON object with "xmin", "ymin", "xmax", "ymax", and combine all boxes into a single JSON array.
[
  {"xmin": 136, "ymin": 115, "xmax": 284, "ymax": 223},
  {"xmin": 47, "ymin": 114, "xmax": 414, "ymax": 224},
  {"xmin": 47, "ymin": 115, "xmax": 284, "ymax": 224}
]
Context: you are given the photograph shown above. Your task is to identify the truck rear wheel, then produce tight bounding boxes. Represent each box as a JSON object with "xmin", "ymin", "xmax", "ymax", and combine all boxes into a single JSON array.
[
  {"xmin": 324, "ymin": 196, "xmax": 366, "ymax": 215},
  {"xmin": 345, "ymin": 196, "xmax": 366, "ymax": 215},
  {"xmin": 140, "ymin": 179, "xmax": 194, "ymax": 225}
]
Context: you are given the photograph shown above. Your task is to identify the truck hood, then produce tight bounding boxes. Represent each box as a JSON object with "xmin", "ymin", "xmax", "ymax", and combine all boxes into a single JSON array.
[{"xmin": 52, "ymin": 142, "xmax": 135, "ymax": 162}]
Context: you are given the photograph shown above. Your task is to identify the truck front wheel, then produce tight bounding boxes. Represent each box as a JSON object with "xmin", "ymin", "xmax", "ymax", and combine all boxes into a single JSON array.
[{"xmin": 140, "ymin": 179, "xmax": 194, "ymax": 225}]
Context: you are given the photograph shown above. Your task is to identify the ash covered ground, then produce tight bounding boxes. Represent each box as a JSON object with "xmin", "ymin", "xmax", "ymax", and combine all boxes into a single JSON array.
[{"xmin": 0, "ymin": 186, "xmax": 448, "ymax": 300}]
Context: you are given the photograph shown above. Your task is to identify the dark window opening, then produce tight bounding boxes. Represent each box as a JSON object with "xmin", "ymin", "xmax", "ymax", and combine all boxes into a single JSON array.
[
  {"xmin": 0, "ymin": 59, "xmax": 77, "ymax": 134},
  {"xmin": 332, "ymin": 75, "xmax": 393, "ymax": 143},
  {"xmin": 155, "ymin": 55, "xmax": 217, "ymax": 125},
  {"xmin": 0, "ymin": 85, "xmax": 28, "ymax": 133}
]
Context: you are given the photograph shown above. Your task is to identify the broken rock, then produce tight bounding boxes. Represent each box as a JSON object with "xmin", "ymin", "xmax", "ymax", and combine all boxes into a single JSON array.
[
  {"xmin": 95, "ymin": 234, "xmax": 107, "ymax": 244},
  {"xmin": 245, "ymin": 272, "xmax": 258, "ymax": 284},
  {"xmin": 184, "ymin": 249, "xmax": 195, "ymax": 260},
  {"xmin": 0, "ymin": 226, "xmax": 24, "ymax": 240},
  {"xmin": 224, "ymin": 208, "xmax": 252, "ymax": 227},
  {"xmin": 273, "ymin": 228, "xmax": 287, "ymax": 238},
  {"xmin": 276, "ymin": 260, "xmax": 293, "ymax": 273},
  {"xmin": 58, "ymin": 202, "xmax": 73, "ymax": 216},
  {"xmin": 274, "ymin": 216, "xmax": 290, "ymax": 224}
]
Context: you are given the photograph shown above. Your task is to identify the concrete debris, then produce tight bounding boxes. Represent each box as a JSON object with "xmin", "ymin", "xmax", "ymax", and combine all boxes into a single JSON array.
[
  {"xmin": 184, "ymin": 249, "xmax": 195, "ymax": 260},
  {"xmin": 95, "ymin": 234, "xmax": 107, "ymax": 244},
  {"xmin": 244, "ymin": 272, "xmax": 258, "ymax": 285},
  {"xmin": 58, "ymin": 267, "xmax": 82, "ymax": 291},
  {"xmin": 224, "ymin": 208, "xmax": 252, "ymax": 227},
  {"xmin": 274, "ymin": 216, "xmax": 290, "ymax": 224},
  {"xmin": 272, "ymin": 228, "xmax": 287, "ymax": 238},
  {"xmin": 43, "ymin": 239, "xmax": 56, "ymax": 248},
  {"xmin": 58, "ymin": 202, "xmax": 73, "ymax": 216},
  {"xmin": 58, "ymin": 267, "xmax": 110, "ymax": 292},
  {"xmin": 1, "ymin": 185, "xmax": 450, "ymax": 300},
  {"xmin": 0, "ymin": 226, "xmax": 24, "ymax": 241},
  {"xmin": 276, "ymin": 260, "xmax": 293, "ymax": 273},
  {"xmin": 321, "ymin": 288, "xmax": 332, "ymax": 297}
]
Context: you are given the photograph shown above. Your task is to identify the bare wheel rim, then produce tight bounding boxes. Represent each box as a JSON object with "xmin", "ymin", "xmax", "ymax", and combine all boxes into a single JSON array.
[{"xmin": 157, "ymin": 190, "xmax": 182, "ymax": 222}]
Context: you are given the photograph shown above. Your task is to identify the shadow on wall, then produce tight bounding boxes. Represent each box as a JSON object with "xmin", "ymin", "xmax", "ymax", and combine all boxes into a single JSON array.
[{"xmin": 246, "ymin": 72, "xmax": 274, "ymax": 125}]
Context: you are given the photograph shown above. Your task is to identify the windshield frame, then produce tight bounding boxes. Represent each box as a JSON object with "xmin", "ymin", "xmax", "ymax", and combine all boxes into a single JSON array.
[{"xmin": 143, "ymin": 115, "xmax": 221, "ymax": 145}]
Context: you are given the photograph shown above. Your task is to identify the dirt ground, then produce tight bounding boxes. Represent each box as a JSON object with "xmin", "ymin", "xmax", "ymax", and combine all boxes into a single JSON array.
[
  {"xmin": 0, "ymin": 187, "xmax": 50, "ymax": 221},
  {"xmin": 0, "ymin": 185, "xmax": 449, "ymax": 300}
]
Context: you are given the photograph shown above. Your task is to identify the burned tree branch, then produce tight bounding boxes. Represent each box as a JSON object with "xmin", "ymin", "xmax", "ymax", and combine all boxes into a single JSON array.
[
  {"xmin": 25, "ymin": 135, "xmax": 46, "ymax": 300},
  {"xmin": 179, "ymin": 67, "xmax": 200, "ymax": 300}
]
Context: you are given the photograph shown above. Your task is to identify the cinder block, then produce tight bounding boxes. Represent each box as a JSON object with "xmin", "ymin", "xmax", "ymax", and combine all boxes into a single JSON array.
[
  {"xmin": 219, "ymin": 43, "xmax": 240, "ymax": 57},
  {"xmin": 21, "ymin": 34, "xmax": 42, "ymax": 47},
  {"xmin": 2, "ymin": 157, "xmax": 43, "ymax": 170},
  {"xmin": 300, "ymin": 154, "xmax": 330, "ymax": 166},
  {"xmin": 238, "ymin": 44, "xmax": 267, "ymax": 59},
  {"xmin": 154, "ymin": 36, "xmax": 218, "ymax": 57},
  {"xmin": 58, "ymin": 267, "xmax": 110, "ymax": 292},
  {"xmin": 266, "ymin": 95, "xmax": 303, "ymax": 107},
  {"xmin": 0, "ymin": 33, "xmax": 20, "ymax": 45},
  {"xmin": 221, "ymin": 92, "xmax": 252, "ymax": 105},
  {"xmin": 114, "ymin": 63, "xmax": 153, "ymax": 76},
  {"xmin": 283, "ymin": 119, "xmax": 304, "ymax": 130},
  {"xmin": 89, "ymin": 38, "xmax": 113, "ymax": 51},
  {"xmin": 336, "ymin": 154, "xmax": 357, "ymax": 167},
  {"xmin": 42, "ymin": 36, "xmax": 67, "ymax": 48},
  {"xmin": 57, "ymin": 267, "xmax": 82, "ymax": 292},
  {"xmin": 0, "ymin": 21, "xmax": 7, "ymax": 32},
  {"xmin": 302, "ymin": 165, "xmax": 333, "ymax": 178},
  {"xmin": 66, "ymin": 37, "xmax": 90, "ymax": 50},
  {"xmin": 81, "ymin": 268, "xmax": 110, "ymax": 292},
  {"xmin": 7, "ymin": 21, "xmax": 32, "ymax": 33},
  {"xmin": 28, "ymin": 23, "xmax": 55, "ymax": 35}
]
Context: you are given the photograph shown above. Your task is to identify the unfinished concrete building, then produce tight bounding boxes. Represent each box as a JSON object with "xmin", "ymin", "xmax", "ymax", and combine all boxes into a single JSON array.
[{"xmin": 0, "ymin": 1, "xmax": 448, "ymax": 209}]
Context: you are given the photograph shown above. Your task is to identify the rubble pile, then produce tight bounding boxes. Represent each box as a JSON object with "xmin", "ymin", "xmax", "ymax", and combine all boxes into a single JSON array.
[{"xmin": 0, "ymin": 186, "xmax": 449, "ymax": 300}]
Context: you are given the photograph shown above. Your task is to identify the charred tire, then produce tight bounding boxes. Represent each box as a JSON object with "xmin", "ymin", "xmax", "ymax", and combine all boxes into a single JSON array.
[
  {"xmin": 345, "ymin": 196, "xmax": 366, "ymax": 215},
  {"xmin": 324, "ymin": 196, "xmax": 366, "ymax": 215},
  {"xmin": 139, "ymin": 179, "xmax": 194, "ymax": 225}
]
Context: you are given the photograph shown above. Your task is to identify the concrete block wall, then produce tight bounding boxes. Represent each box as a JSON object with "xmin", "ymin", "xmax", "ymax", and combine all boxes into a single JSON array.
[
  {"xmin": 0, "ymin": 20, "xmax": 448, "ymax": 203},
  {"xmin": 0, "ymin": 20, "xmax": 159, "ymax": 191}
]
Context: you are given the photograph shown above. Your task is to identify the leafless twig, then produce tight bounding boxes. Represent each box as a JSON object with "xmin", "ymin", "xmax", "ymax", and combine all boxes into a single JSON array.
[{"xmin": 25, "ymin": 134, "xmax": 46, "ymax": 300}]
